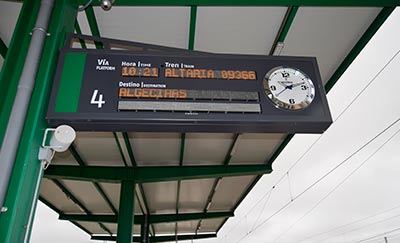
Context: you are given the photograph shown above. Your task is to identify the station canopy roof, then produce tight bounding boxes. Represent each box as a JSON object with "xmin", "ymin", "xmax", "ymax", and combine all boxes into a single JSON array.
[{"xmin": 0, "ymin": 1, "xmax": 398, "ymax": 242}]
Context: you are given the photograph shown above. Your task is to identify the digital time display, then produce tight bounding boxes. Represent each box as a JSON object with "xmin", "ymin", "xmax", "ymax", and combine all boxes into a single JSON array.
[{"xmin": 121, "ymin": 67, "xmax": 159, "ymax": 77}]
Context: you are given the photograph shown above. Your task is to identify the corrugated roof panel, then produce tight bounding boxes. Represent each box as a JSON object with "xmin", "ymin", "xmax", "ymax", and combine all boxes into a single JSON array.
[
  {"xmin": 61, "ymin": 180, "xmax": 115, "ymax": 214},
  {"xmin": 230, "ymin": 133, "xmax": 286, "ymax": 164},
  {"xmin": 127, "ymin": 132, "xmax": 180, "ymax": 166},
  {"xmin": 184, "ymin": 133, "xmax": 233, "ymax": 165},
  {"xmin": 40, "ymin": 179, "xmax": 82, "ymax": 214},
  {"xmin": 73, "ymin": 132, "xmax": 125, "ymax": 166},
  {"xmin": 195, "ymin": 7, "xmax": 287, "ymax": 54},
  {"xmin": 210, "ymin": 176, "xmax": 255, "ymax": 211},
  {"xmin": 281, "ymin": 7, "xmax": 381, "ymax": 83},
  {"xmin": 179, "ymin": 178, "xmax": 215, "ymax": 213},
  {"xmin": 142, "ymin": 181, "xmax": 177, "ymax": 214},
  {"xmin": 93, "ymin": 6, "xmax": 190, "ymax": 49}
]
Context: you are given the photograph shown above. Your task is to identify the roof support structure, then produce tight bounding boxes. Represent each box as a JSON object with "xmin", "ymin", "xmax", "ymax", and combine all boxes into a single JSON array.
[
  {"xmin": 74, "ymin": 21, "xmax": 87, "ymax": 49},
  {"xmin": 59, "ymin": 211, "xmax": 233, "ymax": 224},
  {"xmin": 39, "ymin": 196, "xmax": 92, "ymax": 235},
  {"xmin": 0, "ymin": 37, "xmax": 7, "ymax": 59},
  {"xmin": 92, "ymin": 233, "xmax": 217, "ymax": 243},
  {"xmin": 75, "ymin": 0, "xmax": 400, "ymax": 7},
  {"xmin": 121, "ymin": 132, "xmax": 156, "ymax": 236},
  {"xmin": 196, "ymin": 133, "xmax": 240, "ymax": 233},
  {"xmin": 69, "ymin": 145, "xmax": 118, "ymax": 214},
  {"xmin": 51, "ymin": 179, "xmax": 113, "ymax": 235},
  {"xmin": 84, "ymin": 5, "xmax": 102, "ymax": 48},
  {"xmin": 324, "ymin": 6, "xmax": 395, "ymax": 93},
  {"xmin": 117, "ymin": 180, "xmax": 135, "ymax": 243},
  {"xmin": 44, "ymin": 164, "xmax": 273, "ymax": 183},
  {"xmin": 0, "ymin": 1, "xmax": 80, "ymax": 242},
  {"xmin": 269, "ymin": 6, "xmax": 298, "ymax": 55}
]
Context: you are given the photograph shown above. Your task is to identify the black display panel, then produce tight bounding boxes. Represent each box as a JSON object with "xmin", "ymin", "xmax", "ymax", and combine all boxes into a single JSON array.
[{"xmin": 47, "ymin": 48, "xmax": 332, "ymax": 133}]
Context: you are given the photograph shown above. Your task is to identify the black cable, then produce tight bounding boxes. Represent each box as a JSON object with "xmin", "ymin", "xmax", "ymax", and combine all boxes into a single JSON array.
[
  {"xmin": 272, "ymin": 124, "xmax": 400, "ymax": 242},
  {"xmin": 297, "ymin": 204, "xmax": 400, "ymax": 243},
  {"xmin": 233, "ymin": 119, "xmax": 400, "ymax": 243}
]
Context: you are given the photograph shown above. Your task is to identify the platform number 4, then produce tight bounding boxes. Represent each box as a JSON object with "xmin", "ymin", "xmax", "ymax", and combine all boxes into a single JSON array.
[{"xmin": 90, "ymin": 89, "xmax": 105, "ymax": 108}]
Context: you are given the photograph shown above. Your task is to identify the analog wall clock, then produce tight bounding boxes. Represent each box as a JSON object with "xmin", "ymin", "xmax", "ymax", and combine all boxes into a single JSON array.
[{"xmin": 263, "ymin": 66, "xmax": 315, "ymax": 110}]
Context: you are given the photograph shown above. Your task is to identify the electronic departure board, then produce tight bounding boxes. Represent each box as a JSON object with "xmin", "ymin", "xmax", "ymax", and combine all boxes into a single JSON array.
[{"xmin": 47, "ymin": 48, "xmax": 332, "ymax": 133}]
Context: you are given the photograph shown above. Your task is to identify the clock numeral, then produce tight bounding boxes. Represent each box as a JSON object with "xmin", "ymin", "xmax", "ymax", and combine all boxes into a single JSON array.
[
  {"xmin": 301, "ymin": 85, "xmax": 308, "ymax": 90},
  {"xmin": 270, "ymin": 85, "xmax": 277, "ymax": 91},
  {"xmin": 289, "ymin": 99, "xmax": 295, "ymax": 104},
  {"xmin": 282, "ymin": 72, "xmax": 289, "ymax": 78}
]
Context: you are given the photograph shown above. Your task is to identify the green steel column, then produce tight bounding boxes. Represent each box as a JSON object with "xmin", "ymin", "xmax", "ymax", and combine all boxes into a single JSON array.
[
  {"xmin": 0, "ymin": 0, "xmax": 77, "ymax": 242},
  {"xmin": 117, "ymin": 180, "xmax": 136, "ymax": 243}
]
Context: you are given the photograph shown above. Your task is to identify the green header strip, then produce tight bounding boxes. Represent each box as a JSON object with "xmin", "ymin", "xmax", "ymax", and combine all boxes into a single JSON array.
[{"xmin": 55, "ymin": 52, "xmax": 86, "ymax": 112}]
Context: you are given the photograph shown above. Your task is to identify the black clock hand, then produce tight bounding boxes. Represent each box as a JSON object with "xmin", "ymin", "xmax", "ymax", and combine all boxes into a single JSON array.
[{"xmin": 276, "ymin": 84, "xmax": 293, "ymax": 97}]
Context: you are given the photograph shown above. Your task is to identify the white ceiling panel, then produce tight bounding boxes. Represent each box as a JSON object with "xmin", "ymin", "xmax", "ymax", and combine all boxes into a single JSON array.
[
  {"xmin": 128, "ymin": 132, "xmax": 180, "ymax": 166},
  {"xmin": 195, "ymin": 7, "xmax": 287, "ymax": 54},
  {"xmin": 230, "ymin": 133, "xmax": 286, "ymax": 164},
  {"xmin": 179, "ymin": 179, "xmax": 215, "ymax": 212},
  {"xmin": 153, "ymin": 222, "xmax": 176, "ymax": 235},
  {"xmin": 76, "ymin": 10, "xmax": 92, "ymax": 36},
  {"xmin": 177, "ymin": 220, "xmax": 199, "ymax": 233},
  {"xmin": 52, "ymin": 150, "xmax": 79, "ymax": 165},
  {"xmin": 99, "ymin": 223, "xmax": 141, "ymax": 234},
  {"xmin": 93, "ymin": 6, "xmax": 190, "ymax": 49},
  {"xmin": 40, "ymin": 179, "xmax": 82, "ymax": 214},
  {"xmin": 184, "ymin": 133, "xmax": 233, "ymax": 165},
  {"xmin": 73, "ymin": 132, "xmax": 125, "ymax": 166},
  {"xmin": 143, "ymin": 181, "xmax": 177, "ymax": 214},
  {"xmin": 281, "ymin": 7, "xmax": 381, "ymax": 83},
  {"xmin": 61, "ymin": 180, "xmax": 115, "ymax": 214},
  {"xmin": 210, "ymin": 176, "xmax": 255, "ymax": 211},
  {"xmin": 199, "ymin": 218, "xmax": 225, "ymax": 232},
  {"xmin": 0, "ymin": 1, "xmax": 21, "ymax": 46}
]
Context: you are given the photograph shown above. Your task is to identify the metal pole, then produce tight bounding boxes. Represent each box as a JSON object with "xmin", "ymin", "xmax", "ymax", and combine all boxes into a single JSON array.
[
  {"xmin": 117, "ymin": 180, "xmax": 135, "ymax": 243},
  {"xmin": 0, "ymin": 0, "xmax": 54, "ymax": 211}
]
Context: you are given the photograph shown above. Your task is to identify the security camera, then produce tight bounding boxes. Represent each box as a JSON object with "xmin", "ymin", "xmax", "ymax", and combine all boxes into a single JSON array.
[
  {"xmin": 49, "ymin": 125, "xmax": 76, "ymax": 152},
  {"xmin": 100, "ymin": 0, "xmax": 114, "ymax": 11}
]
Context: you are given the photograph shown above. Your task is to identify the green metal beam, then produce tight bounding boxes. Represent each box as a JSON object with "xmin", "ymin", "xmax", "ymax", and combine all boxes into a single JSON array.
[
  {"xmin": 325, "ymin": 7, "xmax": 395, "ymax": 93},
  {"xmin": 44, "ymin": 164, "xmax": 273, "ymax": 182},
  {"xmin": 39, "ymin": 196, "xmax": 92, "ymax": 236},
  {"xmin": 84, "ymin": 5, "xmax": 102, "ymax": 49},
  {"xmin": 0, "ymin": 1, "xmax": 79, "ymax": 242},
  {"xmin": 123, "ymin": 132, "xmax": 137, "ymax": 166},
  {"xmin": 59, "ymin": 211, "xmax": 233, "ymax": 224},
  {"xmin": 74, "ymin": 21, "xmax": 87, "ymax": 49},
  {"xmin": 0, "ymin": 37, "xmax": 7, "ymax": 59},
  {"xmin": 76, "ymin": 0, "xmax": 400, "ymax": 6},
  {"xmin": 92, "ymin": 233, "xmax": 217, "ymax": 243},
  {"xmin": 120, "ymin": 132, "xmax": 155, "ymax": 235},
  {"xmin": 269, "ymin": 6, "xmax": 298, "ymax": 55},
  {"xmin": 113, "ymin": 132, "xmax": 128, "ymax": 167},
  {"xmin": 188, "ymin": 6, "xmax": 197, "ymax": 50},
  {"xmin": 117, "ymin": 180, "xmax": 135, "ymax": 243},
  {"xmin": 69, "ymin": 144, "xmax": 118, "ymax": 214}
]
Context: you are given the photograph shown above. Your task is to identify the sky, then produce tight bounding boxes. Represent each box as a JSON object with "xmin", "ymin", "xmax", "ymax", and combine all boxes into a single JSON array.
[{"xmin": 6, "ymin": 5, "xmax": 400, "ymax": 243}]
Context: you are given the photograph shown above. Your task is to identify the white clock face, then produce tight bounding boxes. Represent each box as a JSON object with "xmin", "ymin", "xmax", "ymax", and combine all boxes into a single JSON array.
[{"xmin": 263, "ymin": 66, "xmax": 315, "ymax": 110}]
